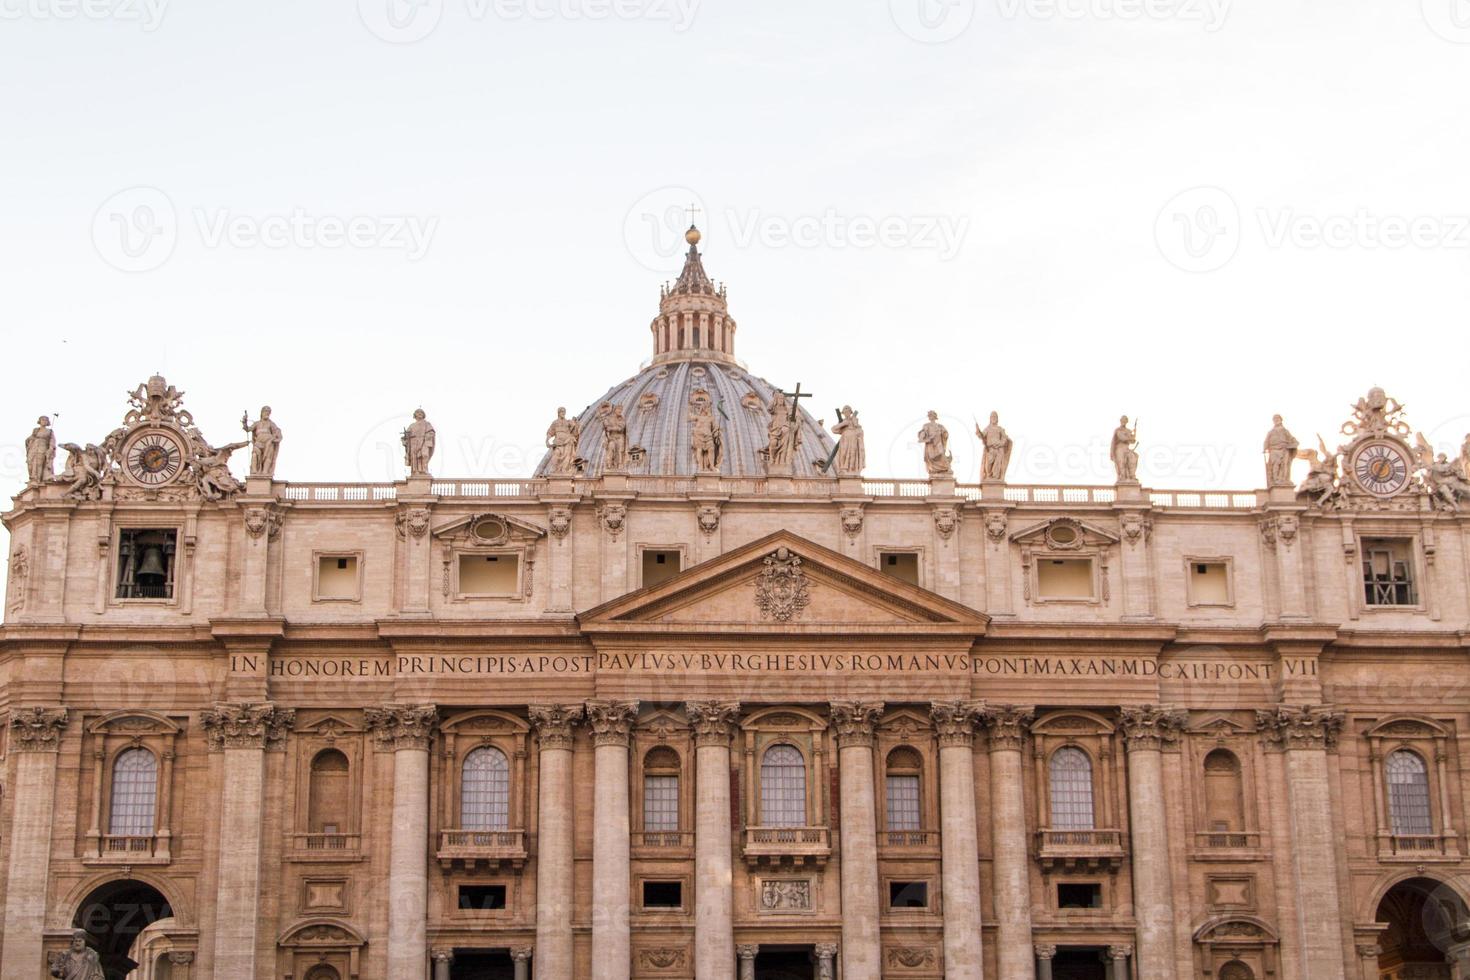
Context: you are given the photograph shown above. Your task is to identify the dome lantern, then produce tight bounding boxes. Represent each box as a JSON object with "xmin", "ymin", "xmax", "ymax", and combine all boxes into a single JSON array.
[{"xmin": 650, "ymin": 226, "xmax": 737, "ymax": 365}]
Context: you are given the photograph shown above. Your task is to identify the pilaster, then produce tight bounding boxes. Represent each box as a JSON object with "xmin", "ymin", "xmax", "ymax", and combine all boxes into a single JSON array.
[
  {"xmin": 930, "ymin": 700, "xmax": 986, "ymax": 980},
  {"xmin": 530, "ymin": 703, "xmax": 584, "ymax": 977},
  {"xmin": 830, "ymin": 701, "xmax": 883, "ymax": 978},
  {"xmin": 587, "ymin": 700, "xmax": 639, "ymax": 980},
  {"xmin": 1, "ymin": 707, "xmax": 68, "ymax": 980},
  {"xmin": 982, "ymin": 704, "xmax": 1037, "ymax": 980},
  {"xmin": 686, "ymin": 700, "xmax": 741, "ymax": 980},
  {"xmin": 1119, "ymin": 704, "xmax": 1187, "ymax": 980}
]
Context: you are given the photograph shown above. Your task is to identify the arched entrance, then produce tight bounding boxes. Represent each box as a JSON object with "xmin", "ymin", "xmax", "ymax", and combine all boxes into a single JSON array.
[
  {"xmin": 1374, "ymin": 876, "xmax": 1468, "ymax": 978},
  {"xmin": 72, "ymin": 879, "xmax": 173, "ymax": 980}
]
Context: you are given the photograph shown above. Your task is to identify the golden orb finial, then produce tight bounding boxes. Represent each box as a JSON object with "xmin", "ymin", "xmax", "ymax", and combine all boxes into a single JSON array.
[{"xmin": 685, "ymin": 224, "xmax": 702, "ymax": 246}]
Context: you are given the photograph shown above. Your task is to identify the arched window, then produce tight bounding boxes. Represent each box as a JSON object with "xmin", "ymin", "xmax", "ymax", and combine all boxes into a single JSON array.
[
  {"xmin": 885, "ymin": 747, "xmax": 923, "ymax": 831},
  {"xmin": 462, "ymin": 746, "xmax": 511, "ymax": 830},
  {"xmin": 642, "ymin": 746, "xmax": 680, "ymax": 832},
  {"xmin": 1048, "ymin": 747, "xmax": 1095, "ymax": 830},
  {"xmin": 304, "ymin": 967, "xmax": 341, "ymax": 980},
  {"xmin": 760, "ymin": 744, "xmax": 807, "ymax": 828},
  {"xmin": 1387, "ymin": 750, "xmax": 1432, "ymax": 836},
  {"xmin": 308, "ymin": 749, "xmax": 351, "ymax": 834},
  {"xmin": 1218, "ymin": 961, "xmax": 1254, "ymax": 980},
  {"xmin": 109, "ymin": 748, "xmax": 158, "ymax": 837},
  {"xmin": 1202, "ymin": 749, "xmax": 1246, "ymax": 832}
]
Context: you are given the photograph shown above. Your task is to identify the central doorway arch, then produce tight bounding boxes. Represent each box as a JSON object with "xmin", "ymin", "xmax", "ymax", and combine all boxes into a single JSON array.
[
  {"xmin": 72, "ymin": 878, "xmax": 173, "ymax": 980},
  {"xmin": 1374, "ymin": 876, "xmax": 1468, "ymax": 978}
]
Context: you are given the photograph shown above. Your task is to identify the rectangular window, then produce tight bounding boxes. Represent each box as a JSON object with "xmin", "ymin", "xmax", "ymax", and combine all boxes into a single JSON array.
[
  {"xmin": 643, "ymin": 775, "xmax": 680, "ymax": 831},
  {"xmin": 1037, "ymin": 558, "xmax": 1094, "ymax": 599},
  {"xmin": 1189, "ymin": 561, "xmax": 1232, "ymax": 605},
  {"xmin": 457, "ymin": 884, "xmax": 507, "ymax": 911},
  {"xmin": 1057, "ymin": 882, "xmax": 1103, "ymax": 909},
  {"xmin": 888, "ymin": 881, "xmax": 929, "ymax": 909},
  {"xmin": 116, "ymin": 529, "xmax": 177, "ymax": 600},
  {"xmin": 880, "ymin": 552, "xmax": 920, "ymax": 585},
  {"xmin": 459, "ymin": 553, "xmax": 519, "ymax": 596},
  {"xmin": 316, "ymin": 555, "xmax": 360, "ymax": 601},
  {"xmin": 641, "ymin": 549, "xmax": 682, "ymax": 589},
  {"xmin": 1362, "ymin": 538, "xmax": 1417, "ymax": 606},
  {"xmin": 885, "ymin": 775, "xmax": 921, "ymax": 831},
  {"xmin": 642, "ymin": 880, "xmax": 683, "ymax": 909}
]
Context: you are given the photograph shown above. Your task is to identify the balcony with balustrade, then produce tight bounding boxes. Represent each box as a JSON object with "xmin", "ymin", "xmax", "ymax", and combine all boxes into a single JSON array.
[
  {"xmin": 878, "ymin": 828, "xmax": 941, "ymax": 859},
  {"xmin": 1189, "ymin": 830, "xmax": 1266, "ymax": 862},
  {"xmin": 85, "ymin": 833, "xmax": 171, "ymax": 866},
  {"xmin": 288, "ymin": 832, "xmax": 363, "ymax": 863},
  {"xmin": 1035, "ymin": 828, "xmax": 1127, "ymax": 873},
  {"xmin": 437, "ymin": 828, "xmax": 529, "ymax": 871},
  {"xmin": 1379, "ymin": 832, "xmax": 1459, "ymax": 863},
  {"xmin": 743, "ymin": 826, "xmax": 832, "ymax": 868},
  {"xmin": 631, "ymin": 829, "xmax": 695, "ymax": 860}
]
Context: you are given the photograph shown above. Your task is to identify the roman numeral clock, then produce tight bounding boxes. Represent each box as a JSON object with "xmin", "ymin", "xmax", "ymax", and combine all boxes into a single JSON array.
[
  {"xmin": 122, "ymin": 430, "xmax": 186, "ymax": 487},
  {"xmin": 1350, "ymin": 440, "xmax": 1412, "ymax": 497}
]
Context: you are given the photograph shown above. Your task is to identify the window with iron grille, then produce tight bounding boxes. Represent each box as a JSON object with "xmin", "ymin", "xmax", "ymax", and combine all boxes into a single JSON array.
[
  {"xmin": 461, "ymin": 746, "xmax": 510, "ymax": 830},
  {"xmin": 1048, "ymin": 747, "xmax": 1096, "ymax": 830},
  {"xmin": 109, "ymin": 748, "xmax": 158, "ymax": 836},
  {"xmin": 643, "ymin": 775, "xmax": 680, "ymax": 831},
  {"xmin": 886, "ymin": 775, "xmax": 921, "ymax": 831},
  {"xmin": 1387, "ymin": 750, "xmax": 1432, "ymax": 836},
  {"xmin": 115, "ymin": 529, "xmax": 177, "ymax": 600},
  {"xmin": 1362, "ymin": 538, "xmax": 1417, "ymax": 606},
  {"xmin": 760, "ymin": 744, "xmax": 807, "ymax": 828}
]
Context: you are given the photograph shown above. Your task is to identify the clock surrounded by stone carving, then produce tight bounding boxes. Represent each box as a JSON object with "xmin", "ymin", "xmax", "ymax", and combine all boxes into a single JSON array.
[
  {"xmin": 124, "ymin": 431, "xmax": 185, "ymax": 486},
  {"xmin": 1350, "ymin": 440, "xmax": 1412, "ymax": 497}
]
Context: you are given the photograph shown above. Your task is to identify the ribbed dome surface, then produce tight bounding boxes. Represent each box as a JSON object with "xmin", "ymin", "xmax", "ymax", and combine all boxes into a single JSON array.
[{"xmin": 536, "ymin": 359, "xmax": 835, "ymax": 478}]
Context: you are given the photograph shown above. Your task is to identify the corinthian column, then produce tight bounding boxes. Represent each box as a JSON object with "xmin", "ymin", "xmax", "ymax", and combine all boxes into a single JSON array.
[
  {"xmin": 587, "ymin": 700, "xmax": 640, "ymax": 980},
  {"xmin": 366, "ymin": 704, "xmax": 439, "ymax": 980},
  {"xmin": 930, "ymin": 700, "xmax": 986, "ymax": 980},
  {"xmin": 1, "ymin": 708, "xmax": 68, "ymax": 980},
  {"xmin": 529, "ymin": 704, "xmax": 584, "ymax": 977},
  {"xmin": 831, "ymin": 701, "xmax": 884, "ymax": 978},
  {"xmin": 1259, "ymin": 705, "xmax": 1348, "ymax": 980},
  {"xmin": 982, "ymin": 704, "xmax": 1037, "ymax": 980},
  {"xmin": 201, "ymin": 701, "xmax": 294, "ymax": 980},
  {"xmin": 687, "ymin": 700, "xmax": 741, "ymax": 980},
  {"xmin": 1119, "ymin": 704, "xmax": 1187, "ymax": 980}
]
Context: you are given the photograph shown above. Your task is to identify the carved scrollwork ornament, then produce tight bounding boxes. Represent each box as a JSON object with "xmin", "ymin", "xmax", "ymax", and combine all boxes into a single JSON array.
[
  {"xmin": 697, "ymin": 504, "xmax": 721, "ymax": 538},
  {"xmin": 985, "ymin": 511, "xmax": 1008, "ymax": 542},
  {"xmin": 1356, "ymin": 944, "xmax": 1382, "ymax": 960},
  {"xmin": 1105, "ymin": 944, "xmax": 1134, "ymax": 960},
  {"xmin": 1121, "ymin": 512, "xmax": 1152, "ymax": 545},
  {"xmin": 599, "ymin": 503, "xmax": 627, "ymax": 539},
  {"xmin": 933, "ymin": 506, "xmax": 959, "ymax": 541},
  {"xmin": 886, "ymin": 947, "xmax": 937, "ymax": 968},
  {"xmin": 685, "ymin": 700, "xmax": 741, "ymax": 746},
  {"xmin": 830, "ymin": 700, "xmax": 884, "ymax": 747},
  {"xmin": 528, "ymin": 703, "xmax": 584, "ymax": 750},
  {"xmin": 547, "ymin": 507, "xmax": 572, "ymax": 540},
  {"xmin": 200, "ymin": 701, "xmax": 294, "ymax": 751},
  {"xmin": 1034, "ymin": 944, "xmax": 1058, "ymax": 960},
  {"xmin": 243, "ymin": 506, "xmax": 282, "ymax": 540},
  {"xmin": 585, "ymin": 699, "xmax": 639, "ymax": 746},
  {"xmin": 9, "ymin": 706, "xmax": 68, "ymax": 752},
  {"xmin": 1118, "ymin": 704, "xmax": 1188, "ymax": 751},
  {"xmin": 396, "ymin": 507, "xmax": 431, "ymax": 539},
  {"xmin": 364, "ymin": 703, "xmax": 439, "ymax": 751},
  {"xmin": 840, "ymin": 507, "xmax": 864, "ymax": 541},
  {"xmin": 980, "ymin": 704, "xmax": 1035, "ymax": 750},
  {"xmin": 1256, "ymin": 704, "xmax": 1344, "ymax": 751},
  {"xmin": 511, "ymin": 947, "xmax": 534, "ymax": 964},
  {"xmin": 930, "ymin": 700, "xmax": 984, "ymax": 747}
]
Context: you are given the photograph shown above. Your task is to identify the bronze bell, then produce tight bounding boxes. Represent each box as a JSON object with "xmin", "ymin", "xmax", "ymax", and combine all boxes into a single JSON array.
[{"xmin": 135, "ymin": 545, "xmax": 167, "ymax": 582}]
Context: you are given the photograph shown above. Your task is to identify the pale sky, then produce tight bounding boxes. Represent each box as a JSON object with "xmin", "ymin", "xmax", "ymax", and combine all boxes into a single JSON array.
[{"xmin": 2, "ymin": 0, "xmax": 1468, "ymax": 590}]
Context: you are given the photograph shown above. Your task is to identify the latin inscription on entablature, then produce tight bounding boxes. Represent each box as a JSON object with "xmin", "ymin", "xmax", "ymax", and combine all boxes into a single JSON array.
[{"xmin": 974, "ymin": 655, "xmax": 1283, "ymax": 684}]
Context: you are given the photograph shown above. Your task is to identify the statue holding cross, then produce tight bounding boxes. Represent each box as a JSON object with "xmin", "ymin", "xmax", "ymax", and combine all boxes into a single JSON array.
[{"xmin": 765, "ymin": 384, "xmax": 810, "ymax": 471}]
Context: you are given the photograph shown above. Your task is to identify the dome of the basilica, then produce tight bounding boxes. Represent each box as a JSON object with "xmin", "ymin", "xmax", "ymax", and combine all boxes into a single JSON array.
[{"xmin": 535, "ymin": 230, "xmax": 836, "ymax": 478}]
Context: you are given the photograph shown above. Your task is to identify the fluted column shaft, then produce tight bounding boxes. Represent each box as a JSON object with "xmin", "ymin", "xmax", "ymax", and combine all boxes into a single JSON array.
[
  {"xmin": 367, "ymin": 704, "xmax": 438, "ymax": 980},
  {"xmin": 932, "ymin": 701, "xmax": 986, "ymax": 980},
  {"xmin": 832, "ymin": 702, "xmax": 884, "ymax": 978},
  {"xmin": 531, "ymin": 704, "xmax": 584, "ymax": 978},
  {"xmin": 688, "ymin": 701, "xmax": 741, "ymax": 980},
  {"xmin": 588, "ymin": 701, "xmax": 639, "ymax": 980},
  {"xmin": 1120, "ymin": 706, "xmax": 1185, "ymax": 980},
  {"xmin": 1, "ymin": 709, "xmax": 67, "ymax": 980},
  {"xmin": 984, "ymin": 705, "xmax": 1036, "ymax": 980}
]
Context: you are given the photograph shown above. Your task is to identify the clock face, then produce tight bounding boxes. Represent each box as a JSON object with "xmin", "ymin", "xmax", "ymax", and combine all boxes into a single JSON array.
[
  {"xmin": 125, "ymin": 432, "xmax": 185, "ymax": 486},
  {"xmin": 1351, "ymin": 440, "xmax": 1411, "ymax": 497}
]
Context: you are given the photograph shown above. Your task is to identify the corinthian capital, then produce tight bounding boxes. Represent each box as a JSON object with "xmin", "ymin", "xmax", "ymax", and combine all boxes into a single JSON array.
[
  {"xmin": 8, "ymin": 706, "xmax": 68, "ymax": 752},
  {"xmin": 201, "ymin": 701, "xmax": 295, "ymax": 751},
  {"xmin": 1118, "ymin": 704, "xmax": 1187, "ymax": 751},
  {"xmin": 1256, "ymin": 704, "xmax": 1344, "ymax": 751},
  {"xmin": 930, "ymin": 700, "xmax": 985, "ymax": 747},
  {"xmin": 685, "ymin": 700, "xmax": 741, "ymax": 746},
  {"xmin": 980, "ymin": 704, "xmax": 1035, "ymax": 751},
  {"xmin": 830, "ymin": 701, "xmax": 884, "ymax": 747},
  {"xmin": 364, "ymin": 703, "xmax": 438, "ymax": 751},
  {"xmin": 528, "ymin": 703, "xmax": 584, "ymax": 750},
  {"xmin": 585, "ymin": 700, "xmax": 640, "ymax": 746}
]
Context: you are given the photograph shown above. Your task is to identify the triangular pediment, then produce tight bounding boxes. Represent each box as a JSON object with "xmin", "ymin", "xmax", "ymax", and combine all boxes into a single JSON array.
[{"xmin": 579, "ymin": 531, "xmax": 987, "ymax": 635}]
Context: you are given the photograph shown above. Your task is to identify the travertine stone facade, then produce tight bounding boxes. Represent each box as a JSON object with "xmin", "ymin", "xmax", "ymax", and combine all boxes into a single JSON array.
[{"xmin": 5, "ymin": 239, "xmax": 1470, "ymax": 979}]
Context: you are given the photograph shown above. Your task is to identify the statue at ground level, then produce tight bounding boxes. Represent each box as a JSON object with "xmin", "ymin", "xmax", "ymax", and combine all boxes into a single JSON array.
[
  {"xmin": 25, "ymin": 416, "xmax": 55, "ymax": 486},
  {"xmin": 597, "ymin": 402, "xmax": 628, "ymax": 471},
  {"xmin": 242, "ymin": 406, "xmax": 282, "ymax": 478},
  {"xmin": 545, "ymin": 407, "xmax": 581, "ymax": 476},
  {"xmin": 1111, "ymin": 415, "xmax": 1139, "ymax": 483},
  {"xmin": 402, "ymin": 409, "xmax": 436, "ymax": 476},
  {"xmin": 977, "ymin": 411, "xmax": 1012, "ymax": 481},
  {"xmin": 49, "ymin": 931, "xmax": 104, "ymax": 980},
  {"xmin": 917, "ymin": 411, "xmax": 952, "ymax": 478},
  {"xmin": 831, "ymin": 405, "xmax": 865, "ymax": 476},
  {"xmin": 1263, "ymin": 414, "xmax": 1299, "ymax": 487}
]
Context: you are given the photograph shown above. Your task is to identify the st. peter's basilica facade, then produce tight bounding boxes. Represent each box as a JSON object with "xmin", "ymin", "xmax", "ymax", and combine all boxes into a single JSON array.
[{"xmin": 5, "ymin": 228, "xmax": 1470, "ymax": 980}]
